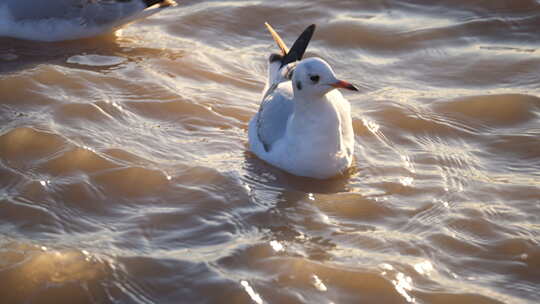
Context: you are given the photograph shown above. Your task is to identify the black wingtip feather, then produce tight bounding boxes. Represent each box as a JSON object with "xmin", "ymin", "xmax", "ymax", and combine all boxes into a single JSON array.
[
  {"xmin": 143, "ymin": 0, "xmax": 176, "ymax": 8},
  {"xmin": 269, "ymin": 53, "xmax": 283, "ymax": 63},
  {"xmin": 280, "ymin": 24, "xmax": 316, "ymax": 67}
]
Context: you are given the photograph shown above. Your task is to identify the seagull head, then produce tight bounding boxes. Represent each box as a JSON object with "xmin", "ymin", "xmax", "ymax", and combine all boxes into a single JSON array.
[{"xmin": 292, "ymin": 57, "xmax": 359, "ymax": 99}]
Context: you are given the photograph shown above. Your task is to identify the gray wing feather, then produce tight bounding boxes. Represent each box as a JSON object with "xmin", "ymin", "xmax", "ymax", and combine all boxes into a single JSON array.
[{"xmin": 256, "ymin": 85, "xmax": 294, "ymax": 152}]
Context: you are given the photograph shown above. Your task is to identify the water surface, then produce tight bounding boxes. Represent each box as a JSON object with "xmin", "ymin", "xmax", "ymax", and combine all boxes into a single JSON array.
[{"xmin": 1, "ymin": 1, "xmax": 539, "ymax": 303}]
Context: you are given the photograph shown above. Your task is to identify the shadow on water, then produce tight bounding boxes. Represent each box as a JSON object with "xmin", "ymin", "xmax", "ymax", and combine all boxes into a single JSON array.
[
  {"xmin": 0, "ymin": 33, "xmax": 185, "ymax": 74},
  {"xmin": 0, "ymin": 34, "xmax": 117, "ymax": 73}
]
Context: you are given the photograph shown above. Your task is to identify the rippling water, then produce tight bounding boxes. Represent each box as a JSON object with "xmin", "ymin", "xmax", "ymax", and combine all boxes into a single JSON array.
[{"xmin": 1, "ymin": 1, "xmax": 540, "ymax": 303}]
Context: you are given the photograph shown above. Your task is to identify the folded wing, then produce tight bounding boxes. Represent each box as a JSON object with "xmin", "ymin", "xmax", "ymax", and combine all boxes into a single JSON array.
[{"xmin": 256, "ymin": 85, "xmax": 294, "ymax": 152}]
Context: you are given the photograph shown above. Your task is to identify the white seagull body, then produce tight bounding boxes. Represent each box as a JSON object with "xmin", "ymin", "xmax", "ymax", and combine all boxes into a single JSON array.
[
  {"xmin": 248, "ymin": 25, "xmax": 358, "ymax": 179},
  {"xmin": 0, "ymin": 0, "xmax": 176, "ymax": 41}
]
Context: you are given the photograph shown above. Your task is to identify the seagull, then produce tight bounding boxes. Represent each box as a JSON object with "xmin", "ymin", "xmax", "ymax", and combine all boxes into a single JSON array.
[
  {"xmin": 248, "ymin": 23, "xmax": 359, "ymax": 179},
  {"xmin": 0, "ymin": 0, "xmax": 177, "ymax": 42}
]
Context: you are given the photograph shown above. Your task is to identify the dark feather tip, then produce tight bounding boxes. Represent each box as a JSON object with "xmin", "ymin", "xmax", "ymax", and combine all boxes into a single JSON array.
[
  {"xmin": 269, "ymin": 53, "xmax": 283, "ymax": 63},
  {"xmin": 280, "ymin": 24, "xmax": 316, "ymax": 67}
]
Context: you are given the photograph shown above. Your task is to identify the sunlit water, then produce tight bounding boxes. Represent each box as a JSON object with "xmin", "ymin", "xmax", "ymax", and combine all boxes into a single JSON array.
[{"xmin": 1, "ymin": 1, "xmax": 539, "ymax": 303}]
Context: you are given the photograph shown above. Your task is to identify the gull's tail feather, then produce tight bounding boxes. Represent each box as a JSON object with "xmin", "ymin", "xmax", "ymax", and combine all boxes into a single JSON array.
[{"xmin": 265, "ymin": 22, "xmax": 289, "ymax": 55}]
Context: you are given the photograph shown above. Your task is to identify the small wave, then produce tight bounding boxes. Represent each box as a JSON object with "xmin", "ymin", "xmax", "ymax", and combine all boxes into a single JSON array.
[
  {"xmin": 92, "ymin": 167, "xmax": 170, "ymax": 197},
  {"xmin": 434, "ymin": 94, "xmax": 540, "ymax": 126},
  {"xmin": 0, "ymin": 127, "xmax": 65, "ymax": 165}
]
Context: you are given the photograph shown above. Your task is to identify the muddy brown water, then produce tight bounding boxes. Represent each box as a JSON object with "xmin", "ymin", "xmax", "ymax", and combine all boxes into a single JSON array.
[{"xmin": 1, "ymin": 1, "xmax": 539, "ymax": 303}]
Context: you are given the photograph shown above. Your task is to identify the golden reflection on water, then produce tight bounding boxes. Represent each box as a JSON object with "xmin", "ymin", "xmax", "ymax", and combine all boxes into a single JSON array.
[
  {"xmin": 0, "ymin": 242, "xmax": 106, "ymax": 298},
  {"xmin": 269, "ymin": 240, "xmax": 284, "ymax": 252},
  {"xmin": 311, "ymin": 274, "xmax": 328, "ymax": 292},
  {"xmin": 23, "ymin": 249, "xmax": 101, "ymax": 284},
  {"xmin": 414, "ymin": 260, "xmax": 434, "ymax": 275},
  {"xmin": 241, "ymin": 280, "xmax": 264, "ymax": 304},
  {"xmin": 393, "ymin": 272, "xmax": 415, "ymax": 303}
]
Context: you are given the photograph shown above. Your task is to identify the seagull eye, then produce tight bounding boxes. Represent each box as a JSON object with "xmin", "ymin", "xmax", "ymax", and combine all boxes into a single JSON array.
[{"xmin": 310, "ymin": 75, "xmax": 320, "ymax": 83}]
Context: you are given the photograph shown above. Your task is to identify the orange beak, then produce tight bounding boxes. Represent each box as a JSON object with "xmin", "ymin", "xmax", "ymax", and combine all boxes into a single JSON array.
[{"xmin": 331, "ymin": 80, "xmax": 359, "ymax": 91}]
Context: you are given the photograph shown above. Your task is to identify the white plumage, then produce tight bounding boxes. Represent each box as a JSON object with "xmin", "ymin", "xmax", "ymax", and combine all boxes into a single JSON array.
[
  {"xmin": 249, "ymin": 26, "xmax": 358, "ymax": 179},
  {"xmin": 0, "ymin": 0, "xmax": 176, "ymax": 41}
]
